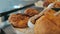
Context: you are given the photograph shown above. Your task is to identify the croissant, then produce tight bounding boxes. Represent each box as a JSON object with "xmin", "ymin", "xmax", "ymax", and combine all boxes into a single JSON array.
[{"xmin": 34, "ymin": 9, "xmax": 60, "ymax": 34}]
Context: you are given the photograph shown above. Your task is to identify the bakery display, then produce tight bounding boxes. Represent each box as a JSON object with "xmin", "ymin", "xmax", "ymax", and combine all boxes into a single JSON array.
[
  {"xmin": 24, "ymin": 8, "xmax": 39, "ymax": 17},
  {"xmin": 8, "ymin": 1, "xmax": 60, "ymax": 34}
]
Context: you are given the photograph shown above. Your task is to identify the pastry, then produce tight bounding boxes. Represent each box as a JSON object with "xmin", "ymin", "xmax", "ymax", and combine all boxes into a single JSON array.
[
  {"xmin": 34, "ymin": 9, "xmax": 60, "ymax": 34},
  {"xmin": 53, "ymin": 2, "xmax": 60, "ymax": 8},
  {"xmin": 24, "ymin": 8, "xmax": 39, "ymax": 17},
  {"xmin": 43, "ymin": 0, "xmax": 57, "ymax": 7},
  {"xmin": 8, "ymin": 13, "xmax": 30, "ymax": 28}
]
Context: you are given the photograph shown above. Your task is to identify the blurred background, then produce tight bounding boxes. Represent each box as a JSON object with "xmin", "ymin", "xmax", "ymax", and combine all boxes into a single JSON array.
[{"xmin": 0, "ymin": 0, "xmax": 38, "ymax": 13}]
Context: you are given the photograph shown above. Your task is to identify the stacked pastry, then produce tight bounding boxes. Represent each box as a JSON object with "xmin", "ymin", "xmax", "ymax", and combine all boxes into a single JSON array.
[
  {"xmin": 34, "ymin": 9, "xmax": 60, "ymax": 34},
  {"xmin": 8, "ymin": 8, "xmax": 39, "ymax": 28}
]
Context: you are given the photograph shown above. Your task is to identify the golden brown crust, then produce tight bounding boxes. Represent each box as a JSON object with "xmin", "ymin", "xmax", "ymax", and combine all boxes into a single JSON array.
[
  {"xmin": 44, "ymin": 9, "xmax": 56, "ymax": 15},
  {"xmin": 24, "ymin": 8, "xmax": 39, "ymax": 17},
  {"xmin": 8, "ymin": 13, "xmax": 29, "ymax": 28},
  {"xmin": 53, "ymin": 2, "xmax": 60, "ymax": 8},
  {"xmin": 57, "ymin": 13, "xmax": 60, "ymax": 19},
  {"xmin": 43, "ymin": 0, "xmax": 57, "ymax": 7},
  {"xmin": 34, "ymin": 9, "xmax": 60, "ymax": 34},
  {"xmin": 34, "ymin": 15, "xmax": 60, "ymax": 34}
]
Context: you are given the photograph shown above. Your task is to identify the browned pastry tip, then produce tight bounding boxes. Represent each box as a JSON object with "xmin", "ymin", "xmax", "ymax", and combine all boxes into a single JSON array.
[
  {"xmin": 24, "ymin": 8, "xmax": 39, "ymax": 17},
  {"xmin": 8, "ymin": 13, "xmax": 30, "ymax": 28},
  {"xmin": 53, "ymin": 2, "xmax": 60, "ymax": 8},
  {"xmin": 43, "ymin": 0, "xmax": 57, "ymax": 7}
]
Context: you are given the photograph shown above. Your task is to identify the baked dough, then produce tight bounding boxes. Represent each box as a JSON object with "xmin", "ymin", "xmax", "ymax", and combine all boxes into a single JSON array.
[
  {"xmin": 24, "ymin": 8, "xmax": 39, "ymax": 17},
  {"xmin": 8, "ymin": 13, "xmax": 29, "ymax": 28}
]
